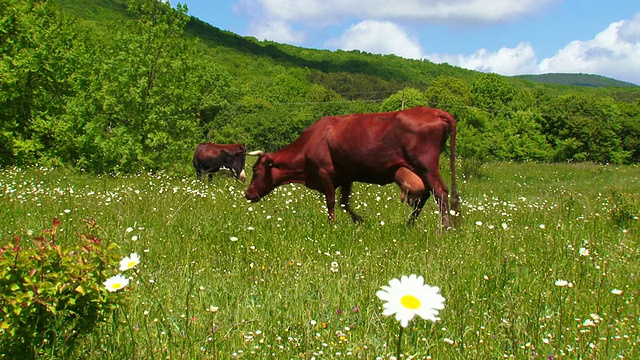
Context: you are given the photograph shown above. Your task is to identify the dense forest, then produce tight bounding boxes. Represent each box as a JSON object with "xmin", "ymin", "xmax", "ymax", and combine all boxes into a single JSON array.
[
  {"xmin": 516, "ymin": 73, "xmax": 638, "ymax": 88},
  {"xmin": 2, "ymin": 0, "xmax": 640, "ymax": 175}
]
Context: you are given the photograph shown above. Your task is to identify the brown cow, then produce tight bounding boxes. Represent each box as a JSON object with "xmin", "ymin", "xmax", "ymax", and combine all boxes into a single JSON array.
[
  {"xmin": 193, "ymin": 143, "xmax": 247, "ymax": 182},
  {"xmin": 245, "ymin": 106, "xmax": 460, "ymax": 227}
]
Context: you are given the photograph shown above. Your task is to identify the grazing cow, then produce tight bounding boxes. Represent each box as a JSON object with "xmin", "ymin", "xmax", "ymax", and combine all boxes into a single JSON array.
[
  {"xmin": 245, "ymin": 106, "xmax": 460, "ymax": 227},
  {"xmin": 193, "ymin": 143, "xmax": 247, "ymax": 182}
]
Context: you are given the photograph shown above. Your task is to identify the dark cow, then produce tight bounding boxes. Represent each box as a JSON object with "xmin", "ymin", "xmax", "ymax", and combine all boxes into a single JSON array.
[
  {"xmin": 245, "ymin": 106, "xmax": 460, "ymax": 227},
  {"xmin": 193, "ymin": 143, "xmax": 247, "ymax": 182}
]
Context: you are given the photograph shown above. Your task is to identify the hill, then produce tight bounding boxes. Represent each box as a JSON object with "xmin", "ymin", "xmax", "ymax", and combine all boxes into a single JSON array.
[
  {"xmin": 57, "ymin": 0, "xmax": 639, "ymax": 96},
  {"xmin": 515, "ymin": 73, "xmax": 638, "ymax": 88},
  {"xmin": 4, "ymin": 0, "xmax": 639, "ymax": 173}
]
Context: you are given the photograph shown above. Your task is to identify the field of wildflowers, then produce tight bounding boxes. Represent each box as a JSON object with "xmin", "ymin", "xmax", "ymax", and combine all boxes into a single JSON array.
[{"xmin": 1, "ymin": 162, "xmax": 638, "ymax": 359}]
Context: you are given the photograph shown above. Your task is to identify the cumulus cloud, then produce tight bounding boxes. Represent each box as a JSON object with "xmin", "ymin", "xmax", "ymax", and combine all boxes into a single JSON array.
[
  {"xmin": 427, "ymin": 43, "xmax": 538, "ymax": 75},
  {"xmin": 237, "ymin": 0, "xmax": 639, "ymax": 84},
  {"xmin": 248, "ymin": 20, "xmax": 305, "ymax": 44},
  {"xmin": 256, "ymin": 0, "xmax": 558, "ymax": 24},
  {"xmin": 326, "ymin": 20, "xmax": 423, "ymax": 59},
  {"xmin": 539, "ymin": 13, "xmax": 640, "ymax": 84},
  {"xmin": 427, "ymin": 14, "xmax": 640, "ymax": 85}
]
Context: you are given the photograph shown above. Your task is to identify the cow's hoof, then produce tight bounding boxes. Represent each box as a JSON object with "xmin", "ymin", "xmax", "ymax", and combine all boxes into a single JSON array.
[{"xmin": 351, "ymin": 215, "xmax": 363, "ymax": 223}]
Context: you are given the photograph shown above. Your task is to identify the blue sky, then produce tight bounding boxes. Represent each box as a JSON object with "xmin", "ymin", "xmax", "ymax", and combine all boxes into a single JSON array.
[{"xmin": 177, "ymin": 0, "xmax": 640, "ymax": 85}]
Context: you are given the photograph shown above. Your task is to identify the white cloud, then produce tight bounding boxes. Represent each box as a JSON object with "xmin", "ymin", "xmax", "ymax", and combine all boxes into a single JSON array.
[
  {"xmin": 239, "ymin": 1, "xmax": 639, "ymax": 84},
  {"xmin": 539, "ymin": 13, "xmax": 640, "ymax": 84},
  {"xmin": 427, "ymin": 13, "xmax": 640, "ymax": 85},
  {"xmin": 427, "ymin": 42, "xmax": 538, "ymax": 75},
  {"xmin": 249, "ymin": 20, "xmax": 305, "ymax": 44},
  {"xmin": 256, "ymin": 0, "xmax": 558, "ymax": 24},
  {"xmin": 326, "ymin": 20, "xmax": 423, "ymax": 59}
]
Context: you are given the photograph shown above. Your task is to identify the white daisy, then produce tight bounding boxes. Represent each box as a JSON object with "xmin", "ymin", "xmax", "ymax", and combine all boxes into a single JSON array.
[
  {"xmin": 376, "ymin": 274, "xmax": 445, "ymax": 328},
  {"xmin": 119, "ymin": 252, "xmax": 140, "ymax": 271},
  {"xmin": 103, "ymin": 274, "xmax": 130, "ymax": 292}
]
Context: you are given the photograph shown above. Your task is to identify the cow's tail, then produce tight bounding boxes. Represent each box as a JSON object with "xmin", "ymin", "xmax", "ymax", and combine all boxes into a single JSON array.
[{"xmin": 448, "ymin": 115, "xmax": 460, "ymax": 215}]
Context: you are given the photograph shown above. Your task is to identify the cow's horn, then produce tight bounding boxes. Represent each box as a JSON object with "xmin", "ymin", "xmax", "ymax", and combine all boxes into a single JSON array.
[{"xmin": 247, "ymin": 150, "xmax": 264, "ymax": 156}]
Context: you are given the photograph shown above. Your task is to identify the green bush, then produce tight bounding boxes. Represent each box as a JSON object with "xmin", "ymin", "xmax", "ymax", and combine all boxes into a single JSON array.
[{"xmin": 0, "ymin": 218, "xmax": 128, "ymax": 359}]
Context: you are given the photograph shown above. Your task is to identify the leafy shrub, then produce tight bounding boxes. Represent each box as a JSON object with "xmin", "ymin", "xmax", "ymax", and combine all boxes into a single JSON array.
[
  {"xmin": 0, "ymin": 218, "xmax": 127, "ymax": 359},
  {"xmin": 379, "ymin": 88, "xmax": 428, "ymax": 112}
]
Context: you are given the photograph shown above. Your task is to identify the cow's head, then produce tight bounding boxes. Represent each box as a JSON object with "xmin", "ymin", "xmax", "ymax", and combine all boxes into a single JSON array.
[
  {"xmin": 245, "ymin": 151, "xmax": 277, "ymax": 202},
  {"xmin": 226, "ymin": 145, "xmax": 247, "ymax": 182}
]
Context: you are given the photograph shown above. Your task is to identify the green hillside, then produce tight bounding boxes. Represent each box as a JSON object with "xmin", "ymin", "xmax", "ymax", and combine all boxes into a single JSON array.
[
  {"xmin": 56, "ymin": 0, "xmax": 638, "ymax": 96},
  {"xmin": 516, "ymin": 73, "xmax": 638, "ymax": 88},
  {"xmin": 2, "ymin": 0, "xmax": 640, "ymax": 174},
  {"xmin": 54, "ymin": 0, "xmax": 640, "ymax": 99}
]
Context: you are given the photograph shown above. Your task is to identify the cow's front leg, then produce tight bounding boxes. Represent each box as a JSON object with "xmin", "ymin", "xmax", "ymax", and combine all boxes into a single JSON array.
[
  {"xmin": 325, "ymin": 186, "xmax": 336, "ymax": 221},
  {"xmin": 340, "ymin": 182, "xmax": 363, "ymax": 223}
]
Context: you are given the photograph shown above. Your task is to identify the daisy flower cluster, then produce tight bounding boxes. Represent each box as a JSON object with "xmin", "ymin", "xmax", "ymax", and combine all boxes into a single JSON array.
[{"xmin": 103, "ymin": 252, "xmax": 140, "ymax": 292}]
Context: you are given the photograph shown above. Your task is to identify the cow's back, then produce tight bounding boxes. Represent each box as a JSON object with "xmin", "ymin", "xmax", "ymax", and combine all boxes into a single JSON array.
[{"xmin": 303, "ymin": 107, "xmax": 452, "ymax": 184}]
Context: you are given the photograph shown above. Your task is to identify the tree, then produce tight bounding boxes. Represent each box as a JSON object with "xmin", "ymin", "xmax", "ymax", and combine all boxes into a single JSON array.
[
  {"xmin": 471, "ymin": 73, "xmax": 516, "ymax": 115},
  {"xmin": 65, "ymin": 0, "xmax": 233, "ymax": 173},
  {"xmin": 424, "ymin": 76, "xmax": 492, "ymax": 160},
  {"xmin": 380, "ymin": 88, "xmax": 428, "ymax": 112},
  {"xmin": 0, "ymin": 0, "xmax": 81, "ymax": 166},
  {"xmin": 542, "ymin": 94, "xmax": 630, "ymax": 163},
  {"xmin": 485, "ymin": 111, "xmax": 552, "ymax": 161},
  {"xmin": 616, "ymin": 101, "xmax": 640, "ymax": 162}
]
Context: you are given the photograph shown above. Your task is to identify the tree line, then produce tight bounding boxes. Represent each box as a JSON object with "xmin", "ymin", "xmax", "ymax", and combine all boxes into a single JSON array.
[{"xmin": 1, "ymin": 0, "xmax": 639, "ymax": 175}]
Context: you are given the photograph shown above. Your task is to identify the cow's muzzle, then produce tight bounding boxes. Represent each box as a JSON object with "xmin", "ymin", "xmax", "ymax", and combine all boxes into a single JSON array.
[{"xmin": 245, "ymin": 190, "xmax": 261, "ymax": 202}]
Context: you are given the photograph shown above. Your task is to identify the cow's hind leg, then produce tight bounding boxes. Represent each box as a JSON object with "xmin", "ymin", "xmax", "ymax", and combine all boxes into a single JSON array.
[
  {"xmin": 423, "ymin": 171, "xmax": 451, "ymax": 228},
  {"xmin": 394, "ymin": 167, "xmax": 432, "ymax": 225},
  {"xmin": 340, "ymin": 182, "xmax": 363, "ymax": 223},
  {"xmin": 407, "ymin": 192, "xmax": 432, "ymax": 225}
]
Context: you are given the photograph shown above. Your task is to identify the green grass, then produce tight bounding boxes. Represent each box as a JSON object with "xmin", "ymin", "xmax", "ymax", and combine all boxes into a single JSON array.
[{"xmin": 1, "ymin": 162, "xmax": 639, "ymax": 359}]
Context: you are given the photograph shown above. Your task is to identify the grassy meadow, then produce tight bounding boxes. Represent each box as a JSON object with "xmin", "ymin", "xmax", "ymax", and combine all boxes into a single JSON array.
[{"xmin": 1, "ymin": 162, "xmax": 638, "ymax": 359}]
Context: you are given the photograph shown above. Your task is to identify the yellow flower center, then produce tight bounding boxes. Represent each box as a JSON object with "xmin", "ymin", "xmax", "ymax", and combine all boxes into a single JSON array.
[
  {"xmin": 127, "ymin": 261, "xmax": 136, "ymax": 268},
  {"xmin": 112, "ymin": 282, "xmax": 122, "ymax": 289},
  {"xmin": 400, "ymin": 294, "xmax": 421, "ymax": 309}
]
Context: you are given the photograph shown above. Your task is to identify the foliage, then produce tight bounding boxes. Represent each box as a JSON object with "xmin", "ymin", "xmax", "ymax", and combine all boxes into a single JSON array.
[
  {"xmin": 379, "ymin": 88, "xmax": 428, "ymax": 112},
  {"xmin": 471, "ymin": 73, "xmax": 517, "ymax": 115},
  {"xmin": 484, "ymin": 111, "xmax": 553, "ymax": 161},
  {"xmin": 1, "ymin": 0, "xmax": 640, "ymax": 172},
  {"xmin": 516, "ymin": 73, "xmax": 638, "ymax": 88},
  {"xmin": 615, "ymin": 101, "xmax": 640, "ymax": 162},
  {"xmin": 0, "ymin": 218, "xmax": 126, "ymax": 359},
  {"xmin": 541, "ymin": 94, "xmax": 631, "ymax": 163},
  {"xmin": 64, "ymin": 0, "xmax": 233, "ymax": 173},
  {"xmin": 307, "ymin": 71, "xmax": 404, "ymax": 101},
  {"xmin": 1, "ymin": 0, "xmax": 232, "ymax": 174},
  {"xmin": 0, "ymin": 0, "xmax": 81, "ymax": 166}
]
